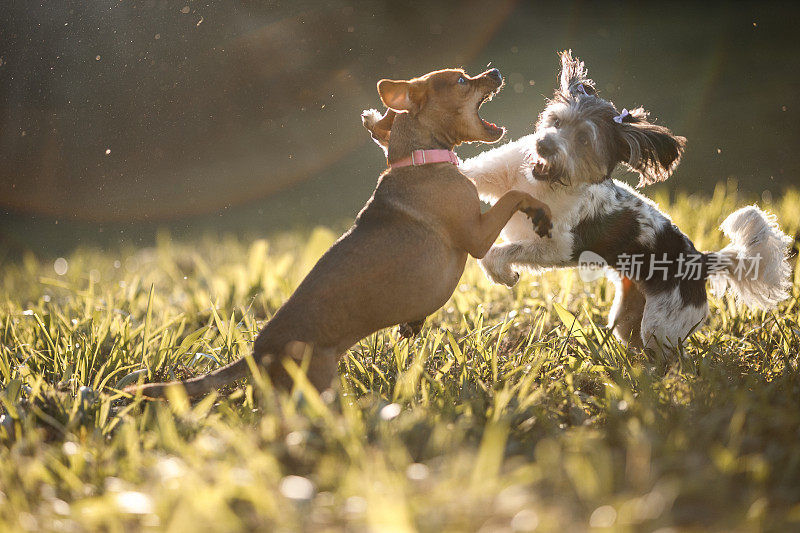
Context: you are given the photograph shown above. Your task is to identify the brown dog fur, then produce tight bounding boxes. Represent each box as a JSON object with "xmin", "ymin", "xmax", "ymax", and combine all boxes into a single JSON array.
[{"xmin": 126, "ymin": 68, "xmax": 552, "ymax": 399}]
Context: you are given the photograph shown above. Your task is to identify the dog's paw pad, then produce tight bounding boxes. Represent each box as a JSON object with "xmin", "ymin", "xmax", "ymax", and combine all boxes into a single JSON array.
[
  {"xmin": 522, "ymin": 207, "xmax": 545, "ymax": 223},
  {"xmin": 536, "ymin": 222, "xmax": 554, "ymax": 238}
]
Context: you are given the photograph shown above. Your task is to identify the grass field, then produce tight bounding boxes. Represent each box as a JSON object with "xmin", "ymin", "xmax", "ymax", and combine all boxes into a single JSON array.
[{"xmin": 2, "ymin": 183, "xmax": 800, "ymax": 532}]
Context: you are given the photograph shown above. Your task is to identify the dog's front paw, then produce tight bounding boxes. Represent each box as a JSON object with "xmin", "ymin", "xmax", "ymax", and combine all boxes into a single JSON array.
[
  {"xmin": 479, "ymin": 253, "xmax": 519, "ymax": 287},
  {"xmin": 519, "ymin": 204, "xmax": 553, "ymax": 238},
  {"xmin": 522, "ymin": 206, "xmax": 553, "ymax": 238},
  {"xmin": 361, "ymin": 108, "xmax": 382, "ymax": 129}
]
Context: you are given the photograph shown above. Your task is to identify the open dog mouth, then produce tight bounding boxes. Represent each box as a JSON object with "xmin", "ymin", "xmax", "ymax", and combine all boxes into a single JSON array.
[
  {"xmin": 529, "ymin": 156, "xmax": 567, "ymax": 185},
  {"xmin": 477, "ymin": 87, "xmax": 504, "ymax": 136},
  {"xmin": 530, "ymin": 157, "xmax": 551, "ymax": 180}
]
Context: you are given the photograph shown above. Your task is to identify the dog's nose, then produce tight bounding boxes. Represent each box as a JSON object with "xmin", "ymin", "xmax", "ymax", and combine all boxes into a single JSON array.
[
  {"xmin": 487, "ymin": 68, "xmax": 502, "ymax": 83},
  {"xmin": 536, "ymin": 137, "xmax": 556, "ymax": 157}
]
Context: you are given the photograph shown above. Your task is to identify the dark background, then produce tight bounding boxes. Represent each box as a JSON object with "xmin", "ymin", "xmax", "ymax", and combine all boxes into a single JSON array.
[{"xmin": 1, "ymin": 1, "xmax": 798, "ymax": 258}]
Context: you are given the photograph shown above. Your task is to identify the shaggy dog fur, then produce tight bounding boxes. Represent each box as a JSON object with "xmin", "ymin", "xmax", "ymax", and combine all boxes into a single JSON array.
[{"xmin": 460, "ymin": 51, "xmax": 792, "ymax": 355}]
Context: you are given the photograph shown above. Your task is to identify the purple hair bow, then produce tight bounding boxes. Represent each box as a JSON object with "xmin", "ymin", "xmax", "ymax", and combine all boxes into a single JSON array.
[{"xmin": 613, "ymin": 109, "xmax": 630, "ymax": 124}]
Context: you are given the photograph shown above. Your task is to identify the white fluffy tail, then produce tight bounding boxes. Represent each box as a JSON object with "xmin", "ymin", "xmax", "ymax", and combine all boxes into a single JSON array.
[{"xmin": 707, "ymin": 205, "xmax": 793, "ymax": 309}]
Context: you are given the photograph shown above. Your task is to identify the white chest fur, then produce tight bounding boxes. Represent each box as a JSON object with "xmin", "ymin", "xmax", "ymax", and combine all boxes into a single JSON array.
[{"xmin": 461, "ymin": 136, "xmax": 670, "ymax": 255}]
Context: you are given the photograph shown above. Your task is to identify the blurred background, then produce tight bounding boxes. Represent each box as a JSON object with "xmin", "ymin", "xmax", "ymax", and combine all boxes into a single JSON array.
[{"xmin": 1, "ymin": 0, "xmax": 798, "ymax": 258}]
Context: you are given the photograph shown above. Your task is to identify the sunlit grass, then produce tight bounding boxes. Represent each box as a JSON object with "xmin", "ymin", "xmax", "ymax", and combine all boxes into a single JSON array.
[{"xmin": 1, "ymin": 183, "xmax": 799, "ymax": 531}]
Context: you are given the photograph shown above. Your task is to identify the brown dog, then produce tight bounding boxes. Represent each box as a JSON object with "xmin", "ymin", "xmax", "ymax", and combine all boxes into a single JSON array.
[{"xmin": 127, "ymin": 68, "xmax": 552, "ymax": 399}]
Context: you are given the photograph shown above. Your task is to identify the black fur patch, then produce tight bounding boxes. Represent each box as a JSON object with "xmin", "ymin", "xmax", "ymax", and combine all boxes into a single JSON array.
[
  {"xmin": 571, "ymin": 208, "xmax": 707, "ymax": 307},
  {"xmin": 571, "ymin": 208, "xmax": 641, "ymax": 263},
  {"xmin": 646, "ymin": 224, "xmax": 707, "ymax": 307}
]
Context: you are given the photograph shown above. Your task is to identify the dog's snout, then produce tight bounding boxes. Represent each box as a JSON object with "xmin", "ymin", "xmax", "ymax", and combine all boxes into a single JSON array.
[
  {"xmin": 536, "ymin": 136, "xmax": 556, "ymax": 157},
  {"xmin": 487, "ymin": 68, "xmax": 502, "ymax": 83}
]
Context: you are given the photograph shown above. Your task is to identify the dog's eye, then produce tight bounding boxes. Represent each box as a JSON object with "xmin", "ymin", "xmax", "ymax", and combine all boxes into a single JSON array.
[
  {"xmin": 578, "ymin": 133, "xmax": 589, "ymax": 146},
  {"xmin": 457, "ymin": 76, "xmax": 467, "ymax": 85},
  {"xmin": 552, "ymin": 118, "xmax": 561, "ymax": 128}
]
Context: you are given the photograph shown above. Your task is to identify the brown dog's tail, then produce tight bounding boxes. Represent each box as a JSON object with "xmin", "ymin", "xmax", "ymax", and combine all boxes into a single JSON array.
[{"xmin": 123, "ymin": 356, "xmax": 251, "ymax": 399}]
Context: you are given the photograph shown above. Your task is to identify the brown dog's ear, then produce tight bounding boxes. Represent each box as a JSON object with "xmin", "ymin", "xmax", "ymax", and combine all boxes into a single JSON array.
[
  {"xmin": 361, "ymin": 108, "xmax": 396, "ymax": 153},
  {"xmin": 617, "ymin": 107, "xmax": 687, "ymax": 186},
  {"xmin": 377, "ymin": 79, "xmax": 426, "ymax": 114}
]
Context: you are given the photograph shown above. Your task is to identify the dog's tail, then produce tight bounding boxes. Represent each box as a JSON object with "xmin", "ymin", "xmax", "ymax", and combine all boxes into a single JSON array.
[
  {"xmin": 123, "ymin": 357, "xmax": 250, "ymax": 399},
  {"xmin": 706, "ymin": 205, "xmax": 793, "ymax": 309}
]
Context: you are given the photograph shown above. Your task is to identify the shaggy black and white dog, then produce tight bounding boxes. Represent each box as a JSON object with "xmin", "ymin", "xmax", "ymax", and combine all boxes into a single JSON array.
[{"xmin": 460, "ymin": 51, "xmax": 792, "ymax": 355}]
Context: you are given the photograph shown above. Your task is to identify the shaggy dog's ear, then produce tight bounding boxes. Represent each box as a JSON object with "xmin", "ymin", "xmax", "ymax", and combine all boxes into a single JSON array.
[
  {"xmin": 558, "ymin": 50, "xmax": 597, "ymax": 98},
  {"xmin": 361, "ymin": 108, "xmax": 396, "ymax": 155},
  {"xmin": 616, "ymin": 107, "xmax": 687, "ymax": 186}
]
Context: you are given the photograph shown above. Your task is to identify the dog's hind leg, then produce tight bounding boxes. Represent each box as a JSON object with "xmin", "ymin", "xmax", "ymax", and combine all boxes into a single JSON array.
[
  {"xmin": 608, "ymin": 276, "xmax": 646, "ymax": 349},
  {"xmin": 639, "ymin": 285, "xmax": 708, "ymax": 361},
  {"xmin": 261, "ymin": 342, "xmax": 342, "ymax": 393}
]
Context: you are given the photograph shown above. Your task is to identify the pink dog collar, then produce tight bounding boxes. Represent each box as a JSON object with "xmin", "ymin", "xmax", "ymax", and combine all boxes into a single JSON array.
[{"xmin": 390, "ymin": 149, "xmax": 459, "ymax": 169}]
